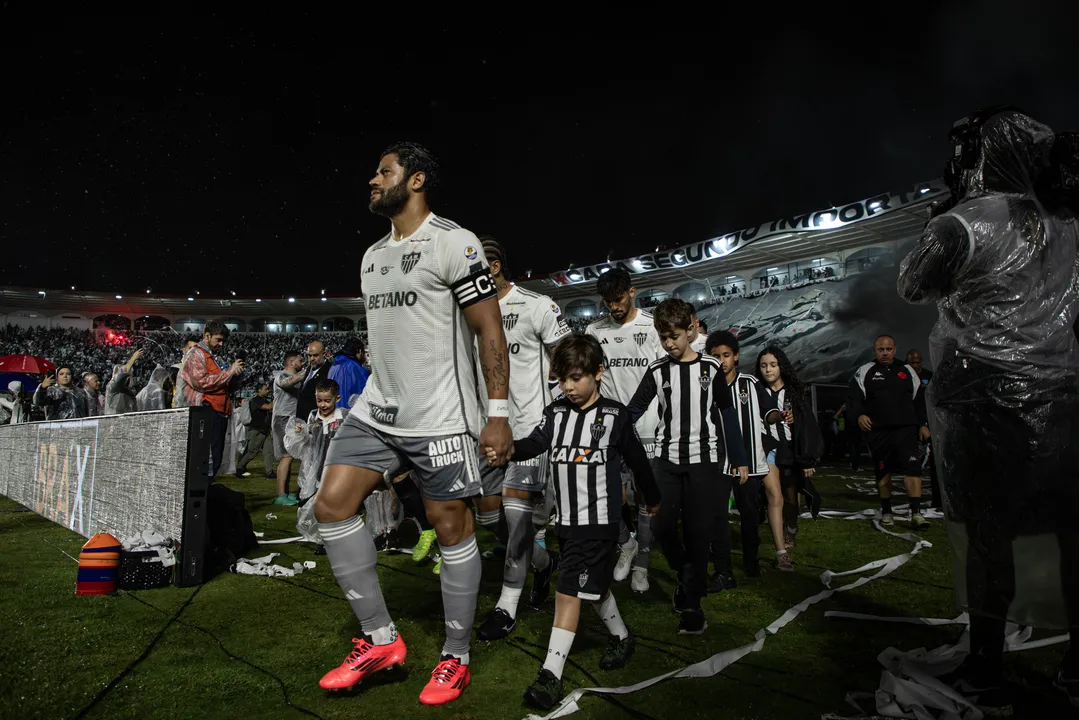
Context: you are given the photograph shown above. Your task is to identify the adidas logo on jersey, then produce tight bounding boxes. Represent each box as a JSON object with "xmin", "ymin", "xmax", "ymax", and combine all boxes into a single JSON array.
[
  {"xmin": 550, "ymin": 447, "xmax": 607, "ymax": 464},
  {"xmin": 363, "ymin": 263, "xmax": 374, "ymax": 275},
  {"xmin": 662, "ymin": 381, "xmax": 671, "ymax": 389}
]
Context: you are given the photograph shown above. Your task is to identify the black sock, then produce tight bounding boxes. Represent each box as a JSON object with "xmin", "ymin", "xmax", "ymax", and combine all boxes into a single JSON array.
[
  {"xmin": 909, "ymin": 497, "xmax": 921, "ymax": 516},
  {"xmin": 881, "ymin": 498, "xmax": 892, "ymax": 515}
]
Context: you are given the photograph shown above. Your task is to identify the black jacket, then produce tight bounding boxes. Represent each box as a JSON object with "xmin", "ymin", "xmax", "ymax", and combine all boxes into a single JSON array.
[
  {"xmin": 848, "ymin": 361, "xmax": 928, "ymax": 429},
  {"xmin": 295, "ymin": 360, "xmax": 333, "ymax": 421}
]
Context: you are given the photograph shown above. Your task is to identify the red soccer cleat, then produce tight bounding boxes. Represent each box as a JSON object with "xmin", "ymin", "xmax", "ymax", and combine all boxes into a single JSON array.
[
  {"xmin": 318, "ymin": 634, "xmax": 407, "ymax": 690},
  {"xmin": 418, "ymin": 655, "xmax": 471, "ymax": 705}
]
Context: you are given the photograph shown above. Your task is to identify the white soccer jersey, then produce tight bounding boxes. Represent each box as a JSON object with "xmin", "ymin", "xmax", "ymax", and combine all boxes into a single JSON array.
[
  {"xmin": 353, "ymin": 213, "xmax": 497, "ymax": 438},
  {"xmin": 585, "ymin": 309, "xmax": 663, "ymax": 443},
  {"xmin": 477, "ymin": 284, "xmax": 571, "ymax": 439},
  {"xmin": 690, "ymin": 333, "xmax": 707, "ymax": 353}
]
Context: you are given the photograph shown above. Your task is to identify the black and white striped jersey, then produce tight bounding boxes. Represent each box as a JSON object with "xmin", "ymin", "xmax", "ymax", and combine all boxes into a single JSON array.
[
  {"xmin": 762, "ymin": 385, "xmax": 794, "ymax": 466},
  {"xmin": 513, "ymin": 397, "xmax": 661, "ymax": 540},
  {"xmin": 721, "ymin": 373, "xmax": 780, "ymax": 476},
  {"xmin": 626, "ymin": 355, "xmax": 749, "ymax": 467}
]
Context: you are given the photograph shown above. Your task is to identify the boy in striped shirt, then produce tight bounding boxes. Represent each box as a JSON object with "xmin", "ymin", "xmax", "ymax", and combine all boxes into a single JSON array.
[
  {"xmin": 706, "ymin": 330, "xmax": 782, "ymax": 589},
  {"xmin": 487, "ymin": 334, "xmax": 661, "ymax": 711},
  {"xmin": 626, "ymin": 299, "xmax": 748, "ymax": 634}
]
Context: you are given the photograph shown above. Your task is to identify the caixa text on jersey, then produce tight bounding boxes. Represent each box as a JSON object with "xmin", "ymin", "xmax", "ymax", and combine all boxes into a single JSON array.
[{"xmin": 367, "ymin": 290, "xmax": 418, "ymax": 310}]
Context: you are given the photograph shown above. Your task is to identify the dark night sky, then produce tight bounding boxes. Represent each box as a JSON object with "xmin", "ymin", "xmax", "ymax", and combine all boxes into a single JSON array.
[{"xmin": 3, "ymin": 6, "xmax": 1077, "ymax": 297}]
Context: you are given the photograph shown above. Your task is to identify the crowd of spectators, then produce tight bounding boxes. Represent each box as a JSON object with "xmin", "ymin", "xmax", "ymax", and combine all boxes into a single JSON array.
[{"xmin": 0, "ymin": 325, "xmax": 370, "ymax": 400}]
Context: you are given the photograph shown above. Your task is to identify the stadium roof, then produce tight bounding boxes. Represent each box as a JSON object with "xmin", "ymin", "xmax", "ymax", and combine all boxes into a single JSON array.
[
  {"xmin": 521, "ymin": 179, "xmax": 947, "ymax": 301},
  {"xmin": 3, "ymin": 179, "xmax": 948, "ymax": 317}
]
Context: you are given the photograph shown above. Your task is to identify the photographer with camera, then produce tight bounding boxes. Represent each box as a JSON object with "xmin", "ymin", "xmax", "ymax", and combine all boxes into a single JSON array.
[
  {"xmin": 899, "ymin": 106, "xmax": 1079, "ymax": 711},
  {"xmin": 181, "ymin": 320, "xmax": 246, "ymax": 479}
]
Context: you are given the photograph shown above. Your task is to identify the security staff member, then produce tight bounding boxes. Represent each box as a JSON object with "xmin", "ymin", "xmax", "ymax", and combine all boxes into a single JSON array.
[{"xmin": 848, "ymin": 335, "xmax": 930, "ymax": 529}]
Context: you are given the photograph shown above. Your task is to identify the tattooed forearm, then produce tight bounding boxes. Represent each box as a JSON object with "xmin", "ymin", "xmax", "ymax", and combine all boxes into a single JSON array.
[{"xmin": 480, "ymin": 338, "xmax": 509, "ymax": 397}]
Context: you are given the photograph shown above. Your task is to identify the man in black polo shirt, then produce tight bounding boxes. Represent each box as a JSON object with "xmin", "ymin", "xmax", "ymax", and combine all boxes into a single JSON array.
[
  {"xmin": 236, "ymin": 382, "xmax": 275, "ymax": 478},
  {"xmin": 906, "ymin": 349, "xmax": 939, "ymax": 509},
  {"xmin": 848, "ymin": 335, "xmax": 930, "ymax": 529}
]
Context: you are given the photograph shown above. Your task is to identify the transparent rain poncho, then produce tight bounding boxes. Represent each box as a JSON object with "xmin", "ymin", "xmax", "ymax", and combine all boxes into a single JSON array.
[
  {"xmin": 136, "ymin": 365, "xmax": 174, "ymax": 412},
  {"xmin": 285, "ymin": 408, "xmax": 346, "ymax": 543},
  {"xmin": 899, "ymin": 111, "xmax": 1079, "ymax": 628}
]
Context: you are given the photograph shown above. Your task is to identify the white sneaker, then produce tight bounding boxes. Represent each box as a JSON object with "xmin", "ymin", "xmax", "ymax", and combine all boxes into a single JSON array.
[
  {"xmin": 630, "ymin": 566, "xmax": 650, "ymax": 593},
  {"xmin": 911, "ymin": 513, "xmax": 930, "ymax": 530},
  {"xmin": 881, "ymin": 513, "xmax": 894, "ymax": 526},
  {"xmin": 613, "ymin": 537, "xmax": 638, "ymax": 582}
]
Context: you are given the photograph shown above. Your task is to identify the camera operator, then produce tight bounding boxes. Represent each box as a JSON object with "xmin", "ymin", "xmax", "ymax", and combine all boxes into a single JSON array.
[
  {"xmin": 899, "ymin": 107, "xmax": 1079, "ymax": 711},
  {"xmin": 181, "ymin": 320, "xmax": 245, "ymax": 479}
]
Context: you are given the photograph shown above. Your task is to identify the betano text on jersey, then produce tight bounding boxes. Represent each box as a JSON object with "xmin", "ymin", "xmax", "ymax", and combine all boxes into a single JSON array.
[{"xmin": 353, "ymin": 213, "xmax": 497, "ymax": 438}]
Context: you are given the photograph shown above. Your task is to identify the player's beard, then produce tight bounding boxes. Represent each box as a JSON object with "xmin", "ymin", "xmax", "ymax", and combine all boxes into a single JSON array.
[{"xmin": 369, "ymin": 179, "xmax": 410, "ymax": 217}]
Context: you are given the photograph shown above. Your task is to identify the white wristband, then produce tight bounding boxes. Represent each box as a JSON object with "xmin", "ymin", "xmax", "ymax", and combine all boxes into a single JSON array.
[{"xmin": 488, "ymin": 399, "xmax": 510, "ymax": 418}]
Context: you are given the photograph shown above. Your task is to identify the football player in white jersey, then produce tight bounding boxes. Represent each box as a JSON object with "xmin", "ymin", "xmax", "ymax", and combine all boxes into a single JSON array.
[
  {"xmin": 313, "ymin": 143, "xmax": 512, "ymax": 706},
  {"xmin": 474, "ymin": 238, "xmax": 569, "ymax": 640},
  {"xmin": 585, "ymin": 268, "xmax": 664, "ymax": 592},
  {"xmin": 686, "ymin": 304, "xmax": 708, "ymax": 354}
]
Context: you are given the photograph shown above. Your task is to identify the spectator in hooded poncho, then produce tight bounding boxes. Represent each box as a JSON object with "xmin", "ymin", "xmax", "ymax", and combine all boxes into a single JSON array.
[
  {"xmin": 136, "ymin": 365, "xmax": 174, "ymax": 412},
  {"xmin": 0, "ymin": 381, "xmax": 28, "ymax": 424},
  {"xmin": 106, "ymin": 348, "xmax": 144, "ymax": 415}
]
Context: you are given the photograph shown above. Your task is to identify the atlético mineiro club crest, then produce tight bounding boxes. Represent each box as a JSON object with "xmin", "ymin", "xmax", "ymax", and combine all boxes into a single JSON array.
[
  {"xmin": 503, "ymin": 312, "xmax": 519, "ymax": 331},
  {"xmin": 699, "ymin": 370, "xmax": 711, "ymax": 389},
  {"xmin": 739, "ymin": 390, "xmax": 750, "ymax": 405},
  {"xmin": 589, "ymin": 420, "xmax": 606, "ymax": 440},
  {"xmin": 578, "ymin": 570, "xmax": 589, "ymax": 588},
  {"xmin": 633, "ymin": 331, "xmax": 647, "ymax": 347},
  {"xmin": 401, "ymin": 250, "xmax": 421, "ymax": 274}
]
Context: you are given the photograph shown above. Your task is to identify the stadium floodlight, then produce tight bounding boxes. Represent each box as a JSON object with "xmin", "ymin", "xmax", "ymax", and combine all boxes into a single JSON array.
[
  {"xmin": 230, "ymin": 291, "xmax": 236, "ymax": 296},
  {"xmin": 115, "ymin": 295, "xmax": 122, "ymax": 299},
  {"xmin": 187, "ymin": 297, "xmax": 194, "ymax": 302},
  {"xmin": 767, "ymin": 267, "xmax": 779, "ymax": 271},
  {"xmin": 38, "ymin": 290, "xmax": 46, "ymax": 296},
  {"xmin": 256, "ymin": 298, "xmax": 262, "ymax": 303},
  {"xmin": 288, "ymin": 297, "xmax": 296, "ymax": 303},
  {"xmin": 70, "ymin": 286, "xmax": 75, "ymax": 290},
  {"xmin": 321, "ymin": 297, "xmax": 327, "ymax": 302},
  {"xmin": 321, "ymin": 289, "xmax": 325, "ymax": 295},
  {"xmin": 920, "ymin": 187, "xmax": 930, "ymax": 194},
  {"xmin": 869, "ymin": 201, "xmax": 881, "ymax": 210}
]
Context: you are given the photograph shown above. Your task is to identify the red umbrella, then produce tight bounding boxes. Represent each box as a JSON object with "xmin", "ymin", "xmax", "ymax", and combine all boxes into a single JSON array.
[{"xmin": 0, "ymin": 354, "xmax": 57, "ymax": 374}]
